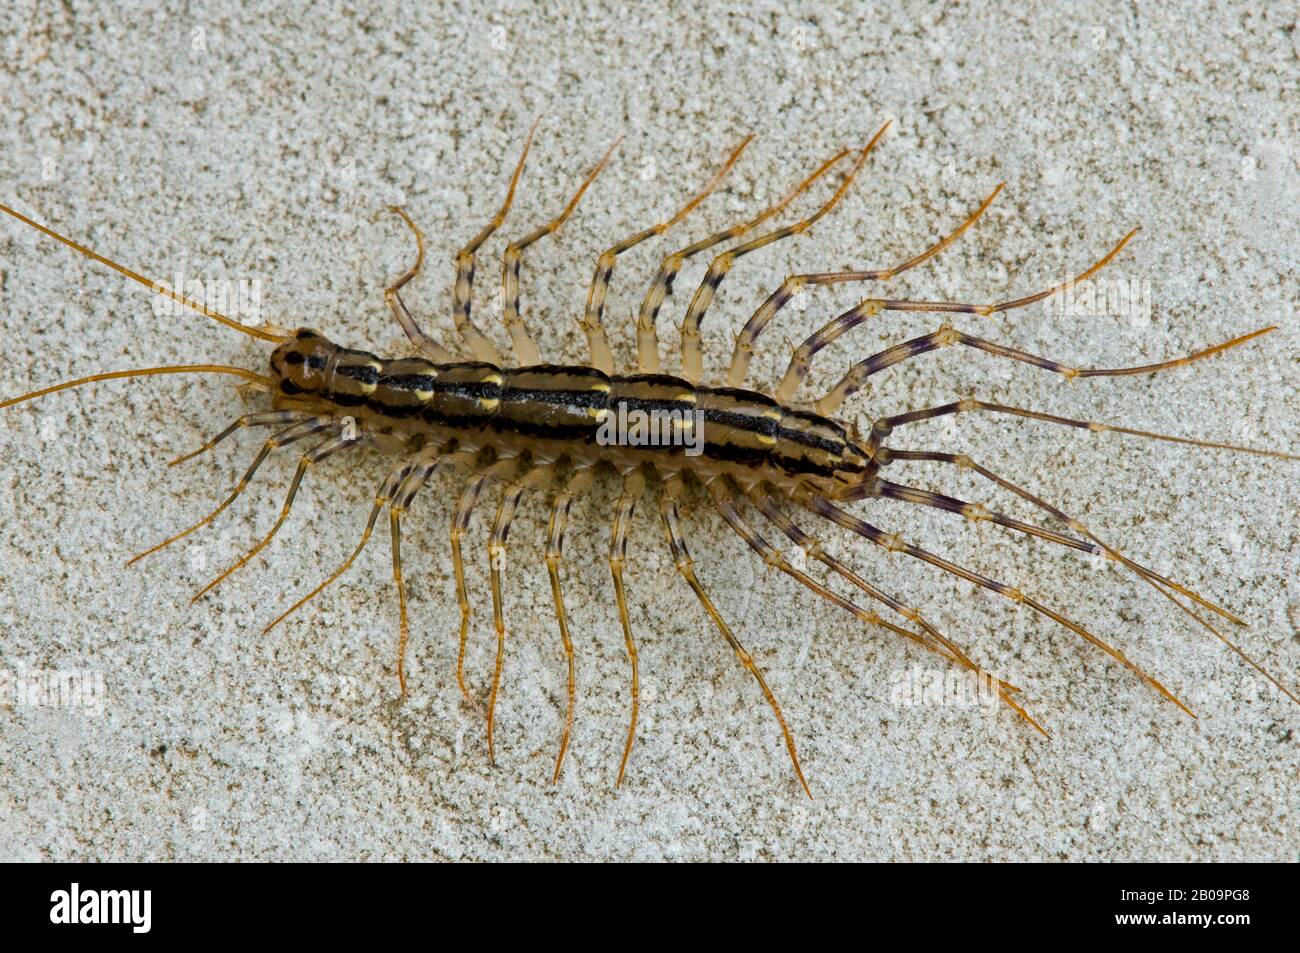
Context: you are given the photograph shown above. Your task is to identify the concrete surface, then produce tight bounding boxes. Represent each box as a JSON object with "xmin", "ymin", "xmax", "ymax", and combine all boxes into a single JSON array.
[{"xmin": 0, "ymin": 0, "xmax": 1296, "ymax": 861}]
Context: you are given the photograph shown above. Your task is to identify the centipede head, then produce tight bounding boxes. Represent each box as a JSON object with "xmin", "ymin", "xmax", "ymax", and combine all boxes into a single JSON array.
[{"xmin": 269, "ymin": 328, "xmax": 338, "ymax": 401}]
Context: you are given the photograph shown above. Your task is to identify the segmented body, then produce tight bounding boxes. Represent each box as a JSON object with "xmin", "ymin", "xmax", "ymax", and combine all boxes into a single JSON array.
[{"xmin": 1, "ymin": 119, "xmax": 1295, "ymax": 797}]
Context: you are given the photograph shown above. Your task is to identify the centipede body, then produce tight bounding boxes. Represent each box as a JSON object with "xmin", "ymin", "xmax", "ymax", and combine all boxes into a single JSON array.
[{"xmin": 1, "ymin": 119, "xmax": 1296, "ymax": 797}]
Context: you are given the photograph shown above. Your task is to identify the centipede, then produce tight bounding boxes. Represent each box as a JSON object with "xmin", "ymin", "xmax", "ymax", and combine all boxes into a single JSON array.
[{"xmin": 2, "ymin": 118, "xmax": 1296, "ymax": 797}]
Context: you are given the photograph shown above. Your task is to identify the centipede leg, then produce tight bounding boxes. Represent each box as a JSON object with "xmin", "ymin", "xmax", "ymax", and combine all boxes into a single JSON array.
[
  {"xmin": 582, "ymin": 135, "xmax": 753, "ymax": 374},
  {"xmin": 502, "ymin": 140, "xmax": 620, "ymax": 365},
  {"xmin": 449, "ymin": 456, "xmax": 521, "ymax": 717},
  {"xmin": 168, "ymin": 410, "xmax": 312, "ymax": 467},
  {"xmin": 544, "ymin": 466, "xmax": 595, "ymax": 783},
  {"xmin": 608, "ymin": 468, "xmax": 646, "ymax": 785},
  {"xmin": 659, "ymin": 473, "xmax": 812, "ymax": 798},
  {"xmin": 191, "ymin": 428, "xmax": 360, "ymax": 602},
  {"xmin": 126, "ymin": 415, "xmax": 336, "ymax": 566},
  {"xmin": 676, "ymin": 122, "xmax": 890, "ymax": 383},
  {"xmin": 743, "ymin": 483, "xmax": 1043, "ymax": 733},
  {"xmin": 451, "ymin": 119, "xmax": 540, "ymax": 365},
  {"xmin": 799, "ymin": 490, "xmax": 1195, "ymax": 718},
  {"xmin": 876, "ymin": 448, "xmax": 1300, "ymax": 704},
  {"xmin": 383, "ymin": 207, "xmax": 456, "ymax": 362},
  {"xmin": 726, "ymin": 183, "xmax": 1003, "ymax": 388},
  {"xmin": 485, "ymin": 465, "xmax": 556, "ymax": 763}
]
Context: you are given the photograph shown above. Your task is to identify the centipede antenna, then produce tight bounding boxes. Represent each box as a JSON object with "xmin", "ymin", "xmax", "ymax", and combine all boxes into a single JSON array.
[
  {"xmin": 0, "ymin": 365, "xmax": 271, "ymax": 411},
  {"xmin": 0, "ymin": 201, "xmax": 289, "ymax": 343}
]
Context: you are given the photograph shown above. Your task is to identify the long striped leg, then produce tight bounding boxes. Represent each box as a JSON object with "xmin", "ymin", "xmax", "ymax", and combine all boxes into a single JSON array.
[
  {"xmin": 582, "ymin": 135, "xmax": 753, "ymax": 373},
  {"xmin": 126, "ymin": 415, "xmax": 336, "ymax": 565},
  {"xmin": 168, "ymin": 410, "xmax": 312, "ymax": 466},
  {"xmin": 863, "ymin": 398, "xmax": 1299, "ymax": 465},
  {"xmin": 636, "ymin": 130, "xmax": 881, "ymax": 376},
  {"xmin": 608, "ymin": 468, "xmax": 646, "ymax": 785},
  {"xmin": 817, "ymin": 326, "xmax": 1278, "ymax": 417},
  {"xmin": 726, "ymin": 183, "xmax": 1003, "ymax": 388},
  {"xmin": 191, "ymin": 428, "xmax": 359, "ymax": 602},
  {"xmin": 745, "ymin": 484, "xmax": 1043, "ymax": 733},
  {"xmin": 872, "ymin": 449, "xmax": 1300, "ymax": 704},
  {"xmin": 384, "ymin": 207, "xmax": 456, "ymax": 362},
  {"xmin": 544, "ymin": 466, "xmax": 596, "ymax": 783},
  {"xmin": 798, "ymin": 490, "xmax": 1195, "ymax": 717},
  {"xmin": 659, "ymin": 474, "xmax": 811, "ymax": 797},
  {"xmin": 451, "ymin": 118, "xmax": 540, "ymax": 365},
  {"xmin": 775, "ymin": 228, "xmax": 1138, "ymax": 404},
  {"xmin": 707, "ymin": 477, "xmax": 1030, "ymax": 722},
  {"xmin": 383, "ymin": 448, "xmax": 480, "ymax": 697},
  {"xmin": 677, "ymin": 122, "xmax": 892, "ymax": 383},
  {"xmin": 502, "ymin": 140, "xmax": 621, "ymax": 365},
  {"xmin": 450, "ymin": 456, "xmax": 521, "ymax": 716},
  {"xmin": 485, "ymin": 465, "xmax": 556, "ymax": 762}
]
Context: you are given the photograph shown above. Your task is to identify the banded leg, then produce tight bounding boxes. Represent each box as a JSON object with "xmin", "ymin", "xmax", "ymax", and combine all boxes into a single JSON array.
[
  {"xmin": 452, "ymin": 119, "xmax": 540, "ymax": 365},
  {"xmin": 636, "ymin": 130, "xmax": 879, "ymax": 376},
  {"xmin": 677, "ymin": 122, "xmax": 892, "ymax": 382},
  {"xmin": 191, "ymin": 428, "xmax": 359, "ymax": 602},
  {"xmin": 798, "ymin": 490, "xmax": 1195, "ymax": 717},
  {"xmin": 817, "ymin": 325, "xmax": 1278, "ymax": 417},
  {"xmin": 126, "ymin": 415, "xmax": 336, "ymax": 565},
  {"xmin": 450, "ymin": 457, "xmax": 522, "ymax": 715},
  {"xmin": 582, "ymin": 135, "xmax": 753, "ymax": 373},
  {"xmin": 385, "ymin": 447, "xmax": 481, "ymax": 697},
  {"xmin": 874, "ymin": 448, "xmax": 1300, "ymax": 704},
  {"xmin": 776, "ymin": 227, "xmax": 1139, "ymax": 405},
  {"xmin": 544, "ymin": 466, "xmax": 596, "ymax": 783},
  {"xmin": 727, "ymin": 184, "xmax": 1003, "ymax": 388},
  {"xmin": 168, "ymin": 410, "xmax": 312, "ymax": 466},
  {"xmin": 502, "ymin": 139, "xmax": 621, "ymax": 365},
  {"xmin": 384, "ymin": 207, "xmax": 456, "ymax": 362},
  {"xmin": 746, "ymin": 484, "xmax": 1045, "ymax": 734},
  {"xmin": 707, "ymin": 477, "xmax": 1032, "ymax": 726},
  {"xmin": 659, "ymin": 474, "xmax": 811, "ymax": 797},
  {"xmin": 608, "ymin": 468, "xmax": 646, "ymax": 785},
  {"xmin": 486, "ymin": 465, "xmax": 557, "ymax": 762},
  {"xmin": 862, "ymin": 398, "xmax": 1300, "ymax": 463}
]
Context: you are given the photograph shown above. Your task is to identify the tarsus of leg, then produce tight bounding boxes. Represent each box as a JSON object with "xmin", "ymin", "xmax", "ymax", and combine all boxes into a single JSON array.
[
  {"xmin": 722, "ymin": 182, "xmax": 1003, "ymax": 393},
  {"xmin": 745, "ymin": 484, "xmax": 1045, "ymax": 735},
  {"xmin": 262, "ymin": 447, "xmax": 476, "ymax": 637},
  {"xmin": 608, "ymin": 467, "xmax": 646, "ymax": 786},
  {"xmin": 1, "ymin": 365, "xmax": 272, "ymax": 412},
  {"xmin": 383, "ymin": 207, "xmax": 456, "ymax": 362},
  {"xmin": 582, "ymin": 135, "xmax": 754, "ymax": 374},
  {"xmin": 502, "ymin": 138, "xmax": 622, "ymax": 366},
  {"xmin": 545, "ymin": 467, "xmax": 596, "ymax": 783},
  {"xmin": 876, "ymin": 448, "xmax": 1300, "ymax": 705},
  {"xmin": 659, "ymin": 473, "xmax": 813, "ymax": 798},
  {"xmin": 451, "ymin": 117, "xmax": 540, "ymax": 365},
  {"xmin": 124, "ymin": 415, "xmax": 335, "ymax": 566},
  {"xmin": 190, "ymin": 429, "xmax": 358, "ymax": 603},
  {"xmin": 450, "ymin": 456, "xmax": 521, "ymax": 717},
  {"xmin": 168, "ymin": 411, "xmax": 312, "ymax": 467},
  {"xmin": 800, "ymin": 490, "xmax": 1195, "ymax": 717},
  {"xmin": 0, "ymin": 201, "xmax": 289, "ymax": 342},
  {"xmin": 636, "ymin": 129, "xmax": 884, "ymax": 376},
  {"xmin": 817, "ymin": 323, "xmax": 1280, "ymax": 416},
  {"xmin": 486, "ymin": 464, "xmax": 556, "ymax": 763},
  {"xmin": 676, "ymin": 127, "xmax": 889, "ymax": 382}
]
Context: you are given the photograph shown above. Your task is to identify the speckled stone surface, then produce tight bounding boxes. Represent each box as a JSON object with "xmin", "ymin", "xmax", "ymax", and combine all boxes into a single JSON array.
[{"xmin": 0, "ymin": 1, "xmax": 1296, "ymax": 861}]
